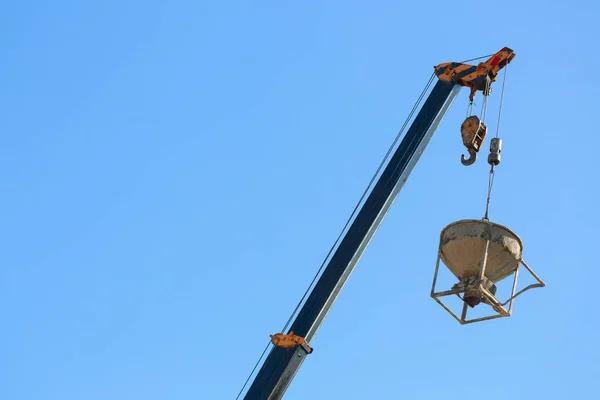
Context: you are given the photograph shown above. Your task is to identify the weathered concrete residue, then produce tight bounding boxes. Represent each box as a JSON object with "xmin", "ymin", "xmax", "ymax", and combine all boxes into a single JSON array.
[{"xmin": 440, "ymin": 219, "xmax": 523, "ymax": 284}]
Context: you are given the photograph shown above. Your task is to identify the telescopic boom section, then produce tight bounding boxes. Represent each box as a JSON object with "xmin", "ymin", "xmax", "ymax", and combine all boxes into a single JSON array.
[{"xmin": 242, "ymin": 47, "xmax": 514, "ymax": 400}]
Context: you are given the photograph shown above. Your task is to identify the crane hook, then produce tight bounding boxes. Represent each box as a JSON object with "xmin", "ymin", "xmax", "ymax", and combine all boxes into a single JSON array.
[
  {"xmin": 460, "ymin": 115, "xmax": 487, "ymax": 167},
  {"xmin": 461, "ymin": 149, "xmax": 477, "ymax": 166}
]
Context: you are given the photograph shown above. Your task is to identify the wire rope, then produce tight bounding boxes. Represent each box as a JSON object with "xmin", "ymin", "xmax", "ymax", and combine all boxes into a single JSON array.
[
  {"xmin": 234, "ymin": 73, "xmax": 437, "ymax": 400},
  {"xmin": 483, "ymin": 63, "xmax": 509, "ymax": 220},
  {"xmin": 235, "ymin": 51, "xmax": 498, "ymax": 400}
]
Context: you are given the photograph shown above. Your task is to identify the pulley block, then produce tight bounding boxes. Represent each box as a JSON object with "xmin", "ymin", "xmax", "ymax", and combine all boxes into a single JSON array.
[{"xmin": 460, "ymin": 115, "xmax": 487, "ymax": 166}]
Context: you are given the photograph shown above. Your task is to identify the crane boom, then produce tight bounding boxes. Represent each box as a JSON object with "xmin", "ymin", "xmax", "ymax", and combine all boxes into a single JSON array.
[{"xmin": 242, "ymin": 47, "xmax": 515, "ymax": 400}]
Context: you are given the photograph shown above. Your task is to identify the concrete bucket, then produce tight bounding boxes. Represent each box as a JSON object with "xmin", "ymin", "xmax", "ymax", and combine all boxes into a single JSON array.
[{"xmin": 439, "ymin": 219, "xmax": 523, "ymax": 284}]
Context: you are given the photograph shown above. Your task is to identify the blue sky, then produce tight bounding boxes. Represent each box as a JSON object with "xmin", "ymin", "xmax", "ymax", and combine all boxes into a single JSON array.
[{"xmin": 1, "ymin": 1, "xmax": 599, "ymax": 399}]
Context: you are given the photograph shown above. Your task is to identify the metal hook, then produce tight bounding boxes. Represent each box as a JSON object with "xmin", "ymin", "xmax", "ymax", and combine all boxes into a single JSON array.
[{"xmin": 461, "ymin": 149, "xmax": 477, "ymax": 166}]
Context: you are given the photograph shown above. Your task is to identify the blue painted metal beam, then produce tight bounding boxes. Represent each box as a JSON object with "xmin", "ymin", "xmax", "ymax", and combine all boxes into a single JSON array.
[{"xmin": 244, "ymin": 79, "xmax": 462, "ymax": 400}]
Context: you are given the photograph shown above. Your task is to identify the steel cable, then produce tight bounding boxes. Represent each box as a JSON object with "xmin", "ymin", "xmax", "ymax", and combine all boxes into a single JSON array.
[
  {"xmin": 235, "ymin": 51, "xmax": 496, "ymax": 400},
  {"xmin": 234, "ymin": 73, "xmax": 437, "ymax": 400}
]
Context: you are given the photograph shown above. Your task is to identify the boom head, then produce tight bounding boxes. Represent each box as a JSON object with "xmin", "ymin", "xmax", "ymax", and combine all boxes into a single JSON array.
[{"xmin": 434, "ymin": 47, "xmax": 516, "ymax": 101}]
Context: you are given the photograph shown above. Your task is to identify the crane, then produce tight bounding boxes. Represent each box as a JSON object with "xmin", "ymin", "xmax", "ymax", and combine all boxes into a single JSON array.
[{"xmin": 238, "ymin": 47, "xmax": 516, "ymax": 400}]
